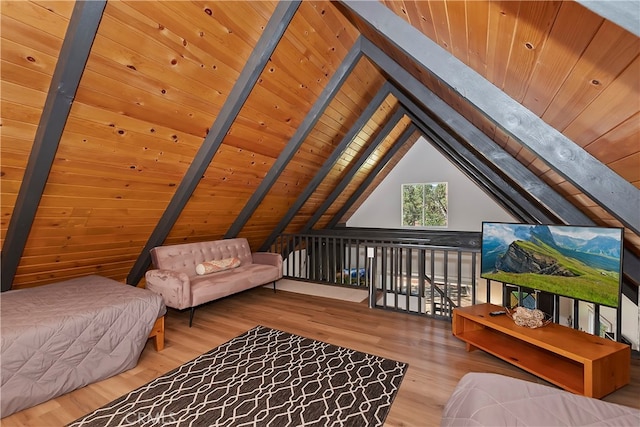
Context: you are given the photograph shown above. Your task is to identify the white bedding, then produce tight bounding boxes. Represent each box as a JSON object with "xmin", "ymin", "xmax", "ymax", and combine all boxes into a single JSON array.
[
  {"xmin": 0, "ymin": 275, "xmax": 166, "ymax": 417},
  {"xmin": 441, "ymin": 372, "xmax": 640, "ymax": 426}
]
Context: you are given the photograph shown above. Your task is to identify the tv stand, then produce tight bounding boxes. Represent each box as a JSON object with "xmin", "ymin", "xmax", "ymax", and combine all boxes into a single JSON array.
[{"xmin": 452, "ymin": 303, "xmax": 630, "ymax": 398}]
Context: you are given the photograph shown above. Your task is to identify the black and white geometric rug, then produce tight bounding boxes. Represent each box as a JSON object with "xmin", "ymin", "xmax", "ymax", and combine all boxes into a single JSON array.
[{"xmin": 68, "ymin": 325, "xmax": 407, "ymax": 427}]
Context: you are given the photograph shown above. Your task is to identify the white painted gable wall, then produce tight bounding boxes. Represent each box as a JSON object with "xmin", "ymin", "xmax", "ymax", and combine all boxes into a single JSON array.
[{"xmin": 347, "ymin": 136, "xmax": 516, "ymax": 230}]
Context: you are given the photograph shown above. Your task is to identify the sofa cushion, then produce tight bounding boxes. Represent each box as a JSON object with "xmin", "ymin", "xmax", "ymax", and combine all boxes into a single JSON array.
[
  {"xmin": 150, "ymin": 238, "xmax": 254, "ymax": 277},
  {"xmin": 190, "ymin": 264, "xmax": 281, "ymax": 307},
  {"xmin": 195, "ymin": 257, "xmax": 241, "ymax": 275}
]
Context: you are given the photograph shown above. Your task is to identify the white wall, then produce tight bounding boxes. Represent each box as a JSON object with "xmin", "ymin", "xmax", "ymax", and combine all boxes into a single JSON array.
[
  {"xmin": 347, "ymin": 136, "xmax": 516, "ymax": 231},
  {"xmin": 345, "ymin": 136, "xmax": 639, "ymax": 349}
]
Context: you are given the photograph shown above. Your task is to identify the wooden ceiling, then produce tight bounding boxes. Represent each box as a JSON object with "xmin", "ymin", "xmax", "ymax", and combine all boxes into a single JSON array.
[{"xmin": 1, "ymin": 1, "xmax": 638, "ymax": 291}]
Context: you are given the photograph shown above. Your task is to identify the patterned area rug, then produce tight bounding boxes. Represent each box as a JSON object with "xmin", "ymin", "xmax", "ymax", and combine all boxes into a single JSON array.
[{"xmin": 68, "ymin": 325, "xmax": 407, "ymax": 427}]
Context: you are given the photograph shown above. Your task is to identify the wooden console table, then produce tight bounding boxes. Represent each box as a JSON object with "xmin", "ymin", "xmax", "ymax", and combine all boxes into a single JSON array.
[{"xmin": 452, "ymin": 303, "xmax": 630, "ymax": 398}]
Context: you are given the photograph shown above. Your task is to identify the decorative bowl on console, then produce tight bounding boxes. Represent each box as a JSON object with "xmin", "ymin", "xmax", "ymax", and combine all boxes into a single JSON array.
[{"xmin": 506, "ymin": 306, "xmax": 552, "ymax": 329}]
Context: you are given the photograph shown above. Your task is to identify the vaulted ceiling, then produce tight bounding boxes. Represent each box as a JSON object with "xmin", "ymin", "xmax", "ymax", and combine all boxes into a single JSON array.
[{"xmin": 1, "ymin": 1, "xmax": 638, "ymax": 293}]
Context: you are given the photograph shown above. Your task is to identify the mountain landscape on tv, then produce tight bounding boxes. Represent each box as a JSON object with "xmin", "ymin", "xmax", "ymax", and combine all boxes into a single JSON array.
[{"xmin": 481, "ymin": 223, "xmax": 622, "ymax": 307}]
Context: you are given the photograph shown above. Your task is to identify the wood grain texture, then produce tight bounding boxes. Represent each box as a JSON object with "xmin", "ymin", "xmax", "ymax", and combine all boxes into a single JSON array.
[
  {"xmin": 0, "ymin": 1, "xmax": 68, "ymax": 253},
  {"xmin": 486, "ymin": 0, "xmax": 519, "ymax": 89},
  {"xmin": 446, "ymin": 0, "xmax": 469, "ymax": 66},
  {"xmin": 2, "ymin": 0, "xmax": 639, "ymax": 287},
  {"xmin": 164, "ymin": 1, "xmax": 360, "ymax": 246},
  {"xmin": 295, "ymin": 95, "xmax": 399, "ymax": 223},
  {"xmin": 339, "ymin": 0, "xmax": 638, "ymax": 256},
  {"xmin": 500, "ymin": 1, "xmax": 561, "ymax": 102},
  {"xmin": 465, "ymin": 0, "xmax": 490, "ymax": 76},
  {"xmin": 2, "ymin": 287, "xmax": 638, "ymax": 426},
  {"xmin": 585, "ymin": 113, "xmax": 640, "ymax": 164},
  {"xmin": 243, "ymin": 57, "xmax": 385, "ymax": 236},
  {"xmin": 314, "ymin": 114, "xmax": 413, "ymax": 229},
  {"xmin": 453, "ymin": 303, "xmax": 630, "ymax": 398},
  {"xmin": 335, "ymin": 130, "xmax": 420, "ymax": 226},
  {"xmin": 522, "ymin": 1, "xmax": 603, "ymax": 116}
]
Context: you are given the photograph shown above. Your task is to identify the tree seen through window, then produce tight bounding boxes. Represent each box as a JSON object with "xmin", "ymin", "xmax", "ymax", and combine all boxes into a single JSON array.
[{"xmin": 402, "ymin": 182, "xmax": 448, "ymax": 227}]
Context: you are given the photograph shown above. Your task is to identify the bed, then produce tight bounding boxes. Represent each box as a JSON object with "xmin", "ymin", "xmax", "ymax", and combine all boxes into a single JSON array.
[
  {"xmin": 441, "ymin": 372, "xmax": 640, "ymax": 426},
  {"xmin": 0, "ymin": 275, "xmax": 166, "ymax": 417}
]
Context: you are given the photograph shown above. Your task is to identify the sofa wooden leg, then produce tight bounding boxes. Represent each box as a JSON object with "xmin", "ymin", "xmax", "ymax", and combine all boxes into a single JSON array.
[
  {"xmin": 189, "ymin": 307, "xmax": 195, "ymax": 327},
  {"xmin": 273, "ymin": 281, "xmax": 276, "ymax": 293}
]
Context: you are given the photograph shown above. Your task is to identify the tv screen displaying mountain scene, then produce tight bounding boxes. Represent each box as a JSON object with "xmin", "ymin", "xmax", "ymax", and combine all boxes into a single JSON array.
[{"xmin": 481, "ymin": 222, "xmax": 623, "ymax": 308}]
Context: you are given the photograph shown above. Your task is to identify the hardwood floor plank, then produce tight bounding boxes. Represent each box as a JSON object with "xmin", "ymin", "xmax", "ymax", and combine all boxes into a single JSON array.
[{"xmin": 2, "ymin": 286, "xmax": 639, "ymax": 426}]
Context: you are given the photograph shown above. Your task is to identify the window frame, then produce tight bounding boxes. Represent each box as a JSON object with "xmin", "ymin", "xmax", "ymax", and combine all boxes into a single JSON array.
[{"xmin": 400, "ymin": 182, "xmax": 448, "ymax": 228}]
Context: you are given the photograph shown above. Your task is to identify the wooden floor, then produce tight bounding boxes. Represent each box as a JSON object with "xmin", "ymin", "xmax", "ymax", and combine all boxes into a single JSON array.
[{"xmin": 3, "ymin": 286, "xmax": 640, "ymax": 426}]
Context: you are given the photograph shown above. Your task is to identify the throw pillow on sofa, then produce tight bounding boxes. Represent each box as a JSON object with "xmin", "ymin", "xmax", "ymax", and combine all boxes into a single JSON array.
[{"xmin": 196, "ymin": 257, "xmax": 241, "ymax": 275}]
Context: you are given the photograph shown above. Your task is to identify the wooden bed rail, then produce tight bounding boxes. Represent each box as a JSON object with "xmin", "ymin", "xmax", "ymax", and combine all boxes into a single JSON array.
[{"xmin": 148, "ymin": 316, "xmax": 165, "ymax": 351}]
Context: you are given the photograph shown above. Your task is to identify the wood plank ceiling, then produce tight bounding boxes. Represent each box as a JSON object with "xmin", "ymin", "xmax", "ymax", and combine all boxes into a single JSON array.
[{"xmin": 1, "ymin": 0, "xmax": 638, "ymax": 291}]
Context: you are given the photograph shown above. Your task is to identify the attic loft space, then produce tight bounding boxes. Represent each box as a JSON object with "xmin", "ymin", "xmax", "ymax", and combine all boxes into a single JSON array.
[
  {"xmin": 1, "ymin": 0, "xmax": 638, "ymax": 293},
  {"xmin": 1, "ymin": 1, "xmax": 640, "ymax": 423}
]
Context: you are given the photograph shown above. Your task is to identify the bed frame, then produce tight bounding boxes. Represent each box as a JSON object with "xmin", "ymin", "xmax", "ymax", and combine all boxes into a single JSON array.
[{"xmin": 0, "ymin": 275, "xmax": 166, "ymax": 417}]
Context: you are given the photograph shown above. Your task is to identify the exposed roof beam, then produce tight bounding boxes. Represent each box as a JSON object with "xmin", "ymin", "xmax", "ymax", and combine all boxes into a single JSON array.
[
  {"xmin": 361, "ymin": 38, "xmax": 592, "ymax": 227},
  {"xmin": 319, "ymin": 96, "xmax": 544, "ymax": 229},
  {"xmin": 576, "ymin": 0, "xmax": 640, "ymax": 37},
  {"xmin": 0, "ymin": 0, "xmax": 107, "ymax": 292},
  {"xmin": 400, "ymin": 106, "xmax": 548, "ymax": 224},
  {"xmin": 127, "ymin": 0, "xmax": 301, "ymax": 285},
  {"xmin": 327, "ymin": 124, "xmax": 417, "ymax": 228},
  {"xmin": 259, "ymin": 81, "xmax": 393, "ymax": 251},
  {"xmin": 366, "ymin": 45, "xmax": 640, "ymax": 299},
  {"xmin": 225, "ymin": 37, "xmax": 363, "ymax": 239},
  {"xmin": 341, "ymin": 0, "xmax": 640, "ymax": 235},
  {"xmin": 301, "ymin": 108, "xmax": 406, "ymax": 232},
  {"xmin": 405, "ymin": 103, "xmax": 639, "ymax": 303},
  {"xmin": 388, "ymin": 81, "xmax": 557, "ymax": 223}
]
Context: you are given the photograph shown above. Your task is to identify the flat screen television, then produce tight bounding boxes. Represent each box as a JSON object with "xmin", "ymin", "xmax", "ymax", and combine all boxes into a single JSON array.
[{"xmin": 480, "ymin": 222, "xmax": 623, "ymax": 308}]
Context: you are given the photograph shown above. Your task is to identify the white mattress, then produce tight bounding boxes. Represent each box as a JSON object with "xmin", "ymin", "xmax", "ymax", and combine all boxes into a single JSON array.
[{"xmin": 441, "ymin": 372, "xmax": 640, "ymax": 426}]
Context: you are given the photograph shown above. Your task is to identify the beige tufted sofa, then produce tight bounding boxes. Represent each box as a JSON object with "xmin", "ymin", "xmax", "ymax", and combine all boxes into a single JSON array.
[{"xmin": 145, "ymin": 238, "xmax": 282, "ymax": 326}]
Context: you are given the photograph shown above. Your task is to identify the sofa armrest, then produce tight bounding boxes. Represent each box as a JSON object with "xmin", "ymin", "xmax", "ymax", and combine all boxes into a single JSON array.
[
  {"xmin": 145, "ymin": 269, "xmax": 192, "ymax": 310},
  {"xmin": 252, "ymin": 252, "xmax": 283, "ymax": 271}
]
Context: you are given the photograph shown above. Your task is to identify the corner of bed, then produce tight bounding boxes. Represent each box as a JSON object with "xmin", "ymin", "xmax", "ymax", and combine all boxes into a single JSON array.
[
  {"xmin": 441, "ymin": 372, "xmax": 640, "ymax": 426},
  {"xmin": 0, "ymin": 275, "xmax": 166, "ymax": 418}
]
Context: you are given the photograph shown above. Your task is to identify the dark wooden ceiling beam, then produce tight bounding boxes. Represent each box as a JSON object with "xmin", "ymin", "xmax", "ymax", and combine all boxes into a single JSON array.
[
  {"xmin": 340, "ymin": 0, "xmax": 640, "ymax": 235},
  {"xmin": 0, "ymin": 0, "xmax": 107, "ymax": 292},
  {"xmin": 400, "ymin": 105, "xmax": 547, "ymax": 225},
  {"xmin": 366, "ymin": 45, "xmax": 640, "ymax": 302},
  {"xmin": 361, "ymin": 38, "xmax": 593, "ymax": 227},
  {"xmin": 576, "ymin": 0, "xmax": 640, "ymax": 37},
  {"xmin": 225, "ymin": 38, "xmax": 363, "ymax": 240},
  {"xmin": 259, "ymin": 81, "xmax": 393, "ymax": 251},
  {"xmin": 327, "ymin": 124, "xmax": 417, "ymax": 229},
  {"xmin": 301, "ymin": 108, "xmax": 406, "ymax": 232},
  {"xmin": 407, "ymin": 100, "xmax": 639, "ymax": 304},
  {"xmin": 127, "ymin": 0, "xmax": 301, "ymax": 285},
  {"xmin": 321, "ymin": 96, "xmax": 544, "ymax": 229},
  {"xmin": 388, "ymin": 80, "xmax": 558, "ymax": 224}
]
